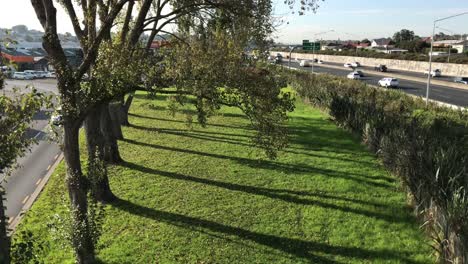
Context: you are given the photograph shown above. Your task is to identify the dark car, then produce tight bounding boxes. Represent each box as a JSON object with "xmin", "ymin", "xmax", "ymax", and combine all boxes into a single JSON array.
[
  {"xmin": 354, "ymin": 70, "xmax": 364, "ymax": 77},
  {"xmin": 454, "ymin": 77, "xmax": 468, "ymax": 84},
  {"xmin": 274, "ymin": 54, "xmax": 283, "ymax": 64},
  {"xmin": 374, "ymin": 65, "xmax": 387, "ymax": 72}
]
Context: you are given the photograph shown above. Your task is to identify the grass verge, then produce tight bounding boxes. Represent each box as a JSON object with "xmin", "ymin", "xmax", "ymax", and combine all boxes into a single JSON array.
[{"xmin": 15, "ymin": 92, "xmax": 433, "ymax": 263}]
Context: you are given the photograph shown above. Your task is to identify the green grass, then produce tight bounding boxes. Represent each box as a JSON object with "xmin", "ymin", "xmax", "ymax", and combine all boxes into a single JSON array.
[{"xmin": 16, "ymin": 91, "xmax": 433, "ymax": 263}]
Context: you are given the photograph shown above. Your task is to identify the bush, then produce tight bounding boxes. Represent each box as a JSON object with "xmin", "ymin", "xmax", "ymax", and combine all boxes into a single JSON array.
[{"xmin": 288, "ymin": 71, "xmax": 468, "ymax": 263}]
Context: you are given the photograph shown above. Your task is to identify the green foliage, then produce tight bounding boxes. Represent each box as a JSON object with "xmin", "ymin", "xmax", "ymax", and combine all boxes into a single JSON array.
[
  {"xmin": 165, "ymin": 23, "xmax": 294, "ymax": 158},
  {"xmin": 0, "ymin": 87, "xmax": 48, "ymax": 174},
  {"xmin": 10, "ymin": 230, "xmax": 46, "ymax": 264},
  {"xmin": 288, "ymin": 71, "xmax": 468, "ymax": 262},
  {"xmin": 14, "ymin": 91, "xmax": 433, "ymax": 263}
]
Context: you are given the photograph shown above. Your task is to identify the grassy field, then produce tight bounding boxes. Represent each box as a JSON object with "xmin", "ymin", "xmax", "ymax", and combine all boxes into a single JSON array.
[{"xmin": 15, "ymin": 92, "xmax": 433, "ymax": 263}]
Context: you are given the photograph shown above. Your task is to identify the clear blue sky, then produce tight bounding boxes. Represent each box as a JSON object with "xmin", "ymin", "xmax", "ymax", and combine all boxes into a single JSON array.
[
  {"xmin": 274, "ymin": 0, "xmax": 468, "ymax": 44},
  {"xmin": 0, "ymin": 0, "xmax": 467, "ymax": 44}
]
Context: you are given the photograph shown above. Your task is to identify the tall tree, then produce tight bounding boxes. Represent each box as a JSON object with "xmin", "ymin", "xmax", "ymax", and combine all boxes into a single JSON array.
[{"xmin": 393, "ymin": 29, "xmax": 415, "ymax": 44}]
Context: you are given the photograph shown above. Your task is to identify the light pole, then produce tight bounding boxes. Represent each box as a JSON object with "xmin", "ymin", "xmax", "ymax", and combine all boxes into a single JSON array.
[
  {"xmin": 435, "ymin": 26, "xmax": 459, "ymax": 63},
  {"xmin": 288, "ymin": 45, "xmax": 299, "ymax": 68},
  {"xmin": 311, "ymin": 29, "xmax": 334, "ymax": 73},
  {"xmin": 426, "ymin": 11, "xmax": 468, "ymax": 105}
]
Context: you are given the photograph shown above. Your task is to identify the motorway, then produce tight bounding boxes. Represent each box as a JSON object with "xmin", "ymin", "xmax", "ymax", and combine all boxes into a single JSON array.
[
  {"xmin": 1, "ymin": 78, "xmax": 61, "ymax": 230},
  {"xmin": 281, "ymin": 60, "xmax": 468, "ymax": 107}
]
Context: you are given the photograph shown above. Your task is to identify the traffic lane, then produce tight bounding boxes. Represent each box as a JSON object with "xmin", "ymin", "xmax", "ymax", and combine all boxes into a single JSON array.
[
  {"xmin": 283, "ymin": 61, "xmax": 468, "ymax": 107},
  {"xmin": 4, "ymin": 78, "xmax": 58, "ymax": 94},
  {"xmin": 323, "ymin": 61, "xmax": 457, "ymax": 83},
  {"xmin": 3, "ymin": 134, "xmax": 60, "ymax": 222}
]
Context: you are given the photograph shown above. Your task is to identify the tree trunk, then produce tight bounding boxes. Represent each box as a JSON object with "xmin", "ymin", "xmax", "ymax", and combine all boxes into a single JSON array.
[
  {"xmin": 101, "ymin": 102, "xmax": 123, "ymax": 164},
  {"xmin": 123, "ymin": 91, "xmax": 135, "ymax": 121},
  {"xmin": 108, "ymin": 101, "xmax": 124, "ymax": 140},
  {"xmin": 84, "ymin": 105, "xmax": 115, "ymax": 203},
  {"xmin": 0, "ymin": 187, "xmax": 11, "ymax": 264},
  {"xmin": 63, "ymin": 122, "xmax": 96, "ymax": 264},
  {"xmin": 117, "ymin": 95, "xmax": 130, "ymax": 126}
]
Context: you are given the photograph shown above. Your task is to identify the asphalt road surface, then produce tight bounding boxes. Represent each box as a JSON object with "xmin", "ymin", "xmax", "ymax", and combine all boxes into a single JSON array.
[
  {"xmin": 282, "ymin": 60, "xmax": 468, "ymax": 107},
  {"xmin": 1, "ymin": 78, "xmax": 61, "ymax": 229}
]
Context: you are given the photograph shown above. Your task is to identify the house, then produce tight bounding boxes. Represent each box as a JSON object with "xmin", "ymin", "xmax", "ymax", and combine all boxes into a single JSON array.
[
  {"xmin": 321, "ymin": 42, "xmax": 342, "ymax": 51},
  {"xmin": 420, "ymin": 37, "xmax": 432, "ymax": 43},
  {"xmin": 0, "ymin": 47, "xmax": 83, "ymax": 71},
  {"xmin": 371, "ymin": 38, "xmax": 394, "ymax": 49},
  {"xmin": 433, "ymin": 40, "xmax": 468, "ymax": 53}
]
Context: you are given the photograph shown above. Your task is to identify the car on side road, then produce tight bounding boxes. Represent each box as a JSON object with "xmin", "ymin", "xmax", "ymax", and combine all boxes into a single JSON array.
[
  {"xmin": 344, "ymin": 63, "xmax": 353, "ymax": 68},
  {"xmin": 317, "ymin": 60, "xmax": 324, "ymax": 64},
  {"xmin": 374, "ymin": 64, "xmax": 387, "ymax": 72},
  {"xmin": 378, "ymin": 77, "xmax": 399, "ymax": 88},
  {"xmin": 12, "ymin": 72, "xmax": 34, "ymax": 80},
  {"xmin": 347, "ymin": 72, "xmax": 361, "ymax": 80},
  {"xmin": 299, "ymin": 60, "xmax": 312, "ymax": 67},
  {"xmin": 351, "ymin": 62, "xmax": 361, "ymax": 67},
  {"xmin": 424, "ymin": 69, "xmax": 441, "ymax": 77},
  {"xmin": 454, "ymin": 77, "xmax": 468, "ymax": 84}
]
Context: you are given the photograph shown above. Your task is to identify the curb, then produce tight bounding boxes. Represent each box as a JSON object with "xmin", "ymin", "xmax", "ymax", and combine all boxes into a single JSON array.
[{"xmin": 8, "ymin": 152, "xmax": 64, "ymax": 233}]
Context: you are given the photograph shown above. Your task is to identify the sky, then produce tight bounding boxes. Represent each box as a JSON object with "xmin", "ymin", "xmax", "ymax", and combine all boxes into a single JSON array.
[
  {"xmin": 0, "ymin": 0, "xmax": 467, "ymax": 44},
  {"xmin": 273, "ymin": 0, "xmax": 468, "ymax": 44}
]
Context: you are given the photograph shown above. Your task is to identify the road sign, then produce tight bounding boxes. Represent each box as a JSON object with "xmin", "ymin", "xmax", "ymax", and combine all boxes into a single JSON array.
[{"xmin": 302, "ymin": 40, "xmax": 320, "ymax": 51}]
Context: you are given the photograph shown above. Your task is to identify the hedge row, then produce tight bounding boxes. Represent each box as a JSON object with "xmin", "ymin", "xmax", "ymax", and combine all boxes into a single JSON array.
[
  {"xmin": 287, "ymin": 71, "xmax": 468, "ymax": 263},
  {"xmin": 273, "ymin": 48, "xmax": 468, "ymax": 64}
]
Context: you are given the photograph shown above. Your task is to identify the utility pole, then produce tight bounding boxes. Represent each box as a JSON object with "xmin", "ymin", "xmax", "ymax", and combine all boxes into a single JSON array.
[{"xmin": 426, "ymin": 12, "xmax": 468, "ymax": 105}]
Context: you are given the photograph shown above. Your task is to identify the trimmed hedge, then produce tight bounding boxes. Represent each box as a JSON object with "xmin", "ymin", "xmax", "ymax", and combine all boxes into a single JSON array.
[
  {"xmin": 273, "ymin": 48, "xmax": 468, "ymax": 64},
  {"xmin": 288, "ymin": 71, "xmax": 468, "ymax": 263}
]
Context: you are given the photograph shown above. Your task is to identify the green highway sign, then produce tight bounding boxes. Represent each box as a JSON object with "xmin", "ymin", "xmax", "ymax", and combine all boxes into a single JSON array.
[{"xmin": 302, "ymin": 40, "xmax": 320, "ymax": 51}]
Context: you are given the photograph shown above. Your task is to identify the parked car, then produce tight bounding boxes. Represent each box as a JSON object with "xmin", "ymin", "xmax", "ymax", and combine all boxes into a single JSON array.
[
  {"xmin": 344, "ymin": 63, "xmax": 353, "ymax": 68},
  {"xmin": 299, "ymin": 60, "xmax": 311, "ymax": 67},
  {"xmin": 46, "ymin": 71, "xmax": 57, "ymax": 78},
  {"xmin": 378, "ymin": 77, "xmax": 399, "ymax": 88},
  {"xmin": 424, "ymin": 69, "xmax": 441, "ymax": 77},
  {"xmin": 454, "ymin": 77, "xmax": 468, "ymax": 84},
  {"xmin": 24, "ymin": 70, "xmax": 41, "ymax": 78},
  {"xmin": 12, "ymin": 72, "xmax": 34, "ymax": 80},
  {"xmin": 36, "ymin": 71, "xmax": 48, "ymax": 78},
  {"xmin": 374, "ymin": 64, "xmax": 387, "ymax": 72},
  {"xmin": 351, "ymin": 62, "xmax": 361, "ymax": 67},
  {"xmin": 347, "ymin": 72, "xmax": 361, "ymax": 80},
  {"xmin": 50, "ymin": 107, "xmax": 63, "ymax": 126}
]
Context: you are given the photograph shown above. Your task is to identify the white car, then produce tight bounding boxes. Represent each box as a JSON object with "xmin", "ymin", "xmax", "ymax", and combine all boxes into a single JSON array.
[
  {"xmin": 317, "ymin": 60, "xmax": 324, "ymax": 64},
  {"xmin": 351, "ymin": 62, "xmax": 361, "ymax": 67},
  {"xmin": 46, "ymin": 71, "xmax": 57, "ymax": 78},
  {"xmin": 424, "ymin": 69, "xmax": 441, "ymax": 77},
  {"xmin": 378, "ymin": 78, "xmax": 399, "ymax": 88},
  {"xmin": 344, "ymin": 63, "xmax": 353, "ymax": 68},
  {"xmin": 347, "ymin": 72, "xmax": 361, "ymax": 80},
  {"xmin": 24, "ymin": 70, "xmax": 40, "ymax": 78},
  {"xmin": 299, "ymin": 60, "xmax": 311, "ymax": 67},
  {"xmin": 12, "ymin": 72, "xmax": 34, "ymax": 80}
]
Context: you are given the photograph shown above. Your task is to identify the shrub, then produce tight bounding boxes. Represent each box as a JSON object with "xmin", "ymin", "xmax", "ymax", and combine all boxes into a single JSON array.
[{"xmin": 288, "ymin": 71, "xmax": 468, "ymax": 263}]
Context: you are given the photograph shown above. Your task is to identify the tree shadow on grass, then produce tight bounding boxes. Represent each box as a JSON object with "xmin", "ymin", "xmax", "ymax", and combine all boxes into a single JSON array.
[
  {"xmin": 121, "ymin": 161, "xmax": 410, "ymax": 223},
  {"xmin": 111, "ymin": 197, "xmax": 423, "ymax": 264},
  {"xmin": 129, "ymin": 113, "xmax": 250, "ymax": 131},
  {"xmin": 122, "ymin": 138, "xmax": 394, "ymax": 188}
]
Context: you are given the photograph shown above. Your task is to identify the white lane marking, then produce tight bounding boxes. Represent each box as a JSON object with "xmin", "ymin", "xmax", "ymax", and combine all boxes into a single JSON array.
[
  {"xmin": 22, "ymin": 195, "xmax": 30, "ymax": 204},
  {"xmin": 36, "ymin": 178, "xmax": 42, "ymax": 186}
]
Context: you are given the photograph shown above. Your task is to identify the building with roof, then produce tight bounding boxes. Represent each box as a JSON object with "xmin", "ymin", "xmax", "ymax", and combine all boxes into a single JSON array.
[{"xmin": 371, "ymin": 38, "xmax": 394, "ymax": 49}]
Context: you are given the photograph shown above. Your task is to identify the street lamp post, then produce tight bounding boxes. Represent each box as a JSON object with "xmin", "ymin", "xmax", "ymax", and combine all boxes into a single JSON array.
[
  {"xmin": 426, "ymin": 11, "xmax": 468, "ymax": 105},
  {"xmin": 311, "ymin": 29, "xmax": 334, "ymax": 73},
  {"xmin": 288, "ymin": 45, "xmax": 298, "ymax": 69}
]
